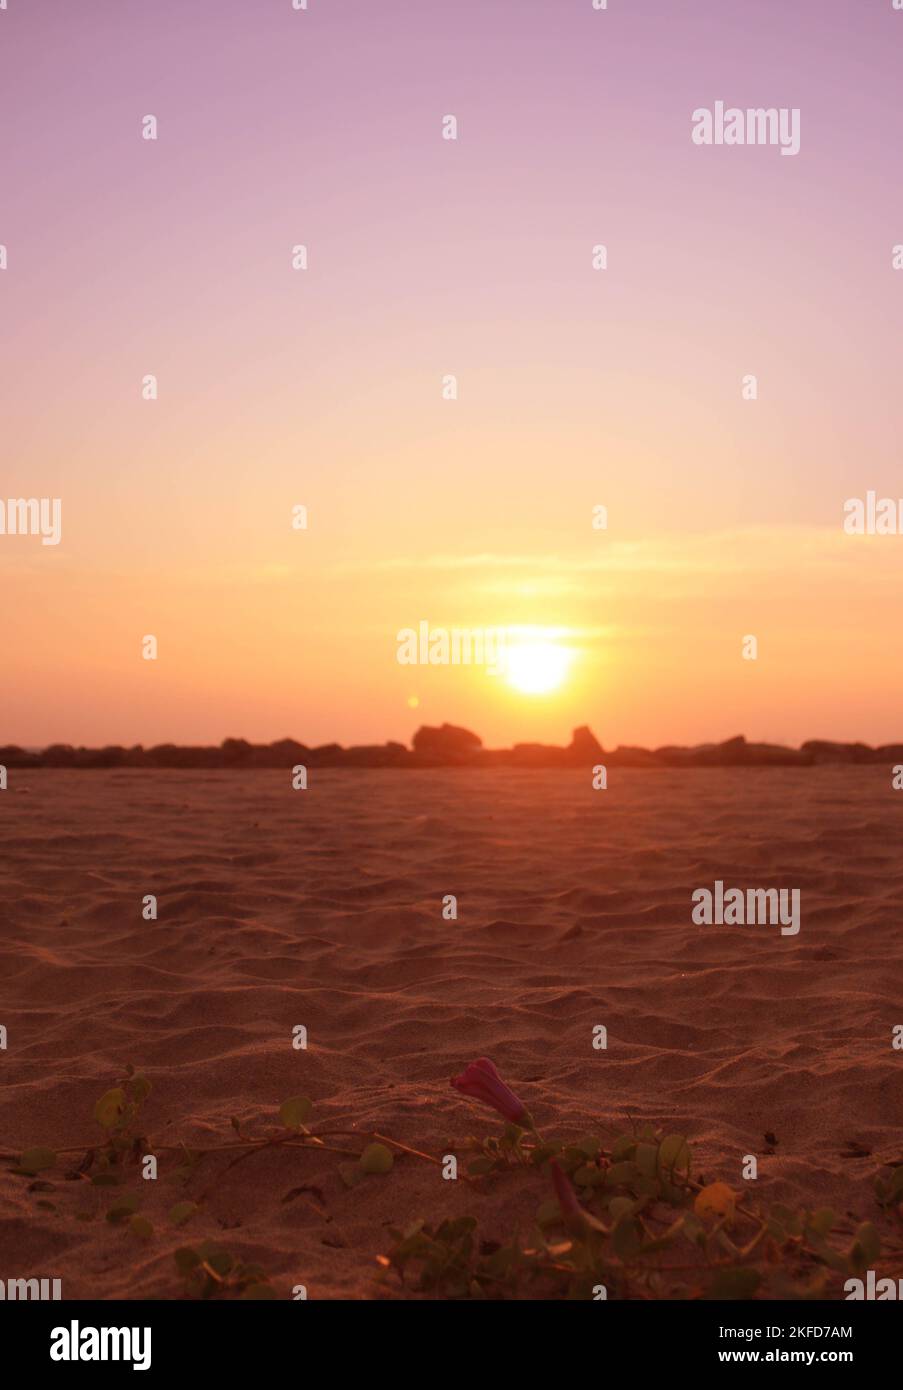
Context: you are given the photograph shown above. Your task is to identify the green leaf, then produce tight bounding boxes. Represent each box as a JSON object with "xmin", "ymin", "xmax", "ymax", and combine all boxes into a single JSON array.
[
  {"xmin": 658, "ymin": 1133, "xmax": 691, "ymax": 1176},
  {"xmin": 187, "ymin": 1269, "xmax": 214, "ymax": 1298},
  {"xmin": 878, "ymin": 1167, "xmax": 903, "ymax": 1207},
  {"xmin": 90, "ymin": 1172, "xmax": 123, "ymax": 1187},
  {"xmin": 849, "ymin": 1221, "xmax": 880, "ymax": 1272},
  {"xmin": 612, "ymin": 1216, "xmax": 642, "ymax": 1258},
  {"xmin": 130, "ymin": 1075, "xmax": 152, "ymax": 1105},
  {"xmin": 18, "ymin": 1146, "xmax": 57, "ymax": 1174},
  {"xmin": 242, "ymin": 1283, "xmax": 278, "ymax": 1300},
  {"xmin": 636, "ymin": 1143, "xmax": 659, "ymax": 1178},
  {"xmin": 529, "ymin": 1142, "xmax": 561, "ymax": 1167},
  {"xmin": 174, "ymin": 1247, "xmax": 200, "ymax": 1275},
  {"xmin": 359, "ymin": 1142, "xmax": 394, "ymax": 1174},
  {"xmin": 168, "ymin": 1200, "xmax": 198, "ymax": 1228},
  {"xmin": 278, "ymin": 1096, "xmax": 312, "ymax": 1130},
  {"xmin": 536, "ymin": 1199, "xmax": 563, "ymax": 1227},
  {"xmin": 608, "ymin": 1196, "xmax": 635, "ymax": 1223},
  {"xmin": 467, "ymin": 1156, "xmax": 495, "ymax": 1176},
  {"xmin": 807, "ymin": 1208, "xmax": 835, "ymax": 1238},
  {"xmin": 338, "ymin": 1161, "xmax": 363, "ymax": 1188},
  {"xmin": 94, "ymin": 1088, "xmax": 127, "ymax": 1130},
  {"xmin": 605, "ymin": 1160, "xmax": 639, "ymax": 1187},
  {"xmin": 130, "ymin": 1215, "xmax": 154, "ymax": 1239},
  {"xmin": 106, "ymin": 1194, "xmax": 140, "ymax": 1224}
]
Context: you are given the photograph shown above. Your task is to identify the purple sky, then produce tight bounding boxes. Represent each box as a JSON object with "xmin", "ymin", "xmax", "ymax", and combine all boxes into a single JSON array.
[{"xmin": 2, "ymin": 1, "xmax": 903, "ymax": 748}]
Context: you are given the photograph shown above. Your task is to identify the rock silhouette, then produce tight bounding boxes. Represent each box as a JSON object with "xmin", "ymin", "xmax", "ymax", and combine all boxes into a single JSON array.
[{"xmin": 1, "ymin": 729, "xmax": 899, "ymax": 769}]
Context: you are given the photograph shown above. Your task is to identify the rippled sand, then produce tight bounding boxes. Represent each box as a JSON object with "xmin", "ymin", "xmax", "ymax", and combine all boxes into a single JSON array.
[{"xmin": 2, "ymin": 767, "xmax": 901, "ymax": 1297}]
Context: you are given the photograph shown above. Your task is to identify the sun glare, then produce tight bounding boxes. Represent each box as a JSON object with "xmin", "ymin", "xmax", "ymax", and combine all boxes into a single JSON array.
[{"xmin": 504, "ymin": 639, "xmax": 573, "ymax": 695}]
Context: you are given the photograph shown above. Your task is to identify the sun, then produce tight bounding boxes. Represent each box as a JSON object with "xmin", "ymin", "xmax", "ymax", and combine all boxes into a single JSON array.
[{"xmin": 504, "ymin": 639, "xmax": 573, "ymax": 695}]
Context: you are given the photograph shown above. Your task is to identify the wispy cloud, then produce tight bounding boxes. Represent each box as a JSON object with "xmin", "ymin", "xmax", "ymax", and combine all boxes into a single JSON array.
[{"xmin": 351, "ymin": 525, "xmax": 872, "ymax": 585}]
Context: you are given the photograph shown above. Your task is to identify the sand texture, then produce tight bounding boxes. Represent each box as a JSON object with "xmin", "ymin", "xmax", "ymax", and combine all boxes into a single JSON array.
[{"xmin": 1, "ymin": 767, "xmax": 901, "ymax": 1297}]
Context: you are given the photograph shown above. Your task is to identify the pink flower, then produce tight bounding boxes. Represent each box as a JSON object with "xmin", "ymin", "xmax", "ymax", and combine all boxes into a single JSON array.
[
  {"xmin": 549, "ymin": 1159, "xmax": 584, "ymax": 1222},
  {"xmin": 549, "ymin": 1159, "xmax": 607, "ymax": 1236},
  {"xmin": 450, "ymin": 1057, "xmax": 528, "ymax": 1126}
]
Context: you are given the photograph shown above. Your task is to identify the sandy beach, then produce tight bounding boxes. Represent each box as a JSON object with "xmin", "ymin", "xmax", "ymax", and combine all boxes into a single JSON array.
[{"xmin": 2, "ymin": 766, "xmax": 901, "ymax": 1298}]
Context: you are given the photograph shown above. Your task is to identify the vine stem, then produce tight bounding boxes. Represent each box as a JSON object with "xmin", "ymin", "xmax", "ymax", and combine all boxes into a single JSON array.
[
  {"xmin": 313, "ymin": 1128, "xmax": 442, "ymax": 1167},
  {"xmin": 0, "ymin": 1126, "xmax": 443, "ymax": 1168}
]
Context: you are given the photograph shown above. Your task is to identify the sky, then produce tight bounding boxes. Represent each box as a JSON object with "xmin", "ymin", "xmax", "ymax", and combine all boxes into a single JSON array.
[{"xmin": 2, "ymin": 0, "xmax": 903, "ymax": 751}]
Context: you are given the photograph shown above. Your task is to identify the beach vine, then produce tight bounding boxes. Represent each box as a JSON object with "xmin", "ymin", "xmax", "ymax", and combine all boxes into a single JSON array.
[{"xmin": 3, "ymin": 1058, "xmax": 902, "ymax": 1300}]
